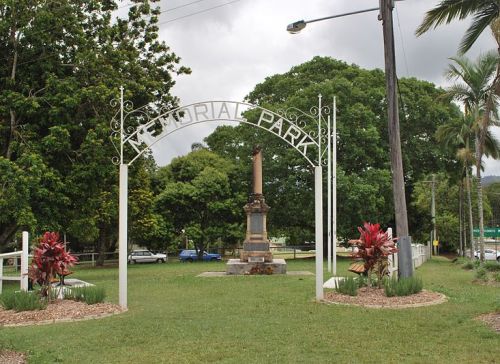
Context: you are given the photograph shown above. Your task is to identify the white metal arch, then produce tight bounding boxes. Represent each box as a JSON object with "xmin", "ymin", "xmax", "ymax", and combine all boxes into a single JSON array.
[{"xmin": 110, "ymin": 87, "xmax": 337, "ymax": 309}]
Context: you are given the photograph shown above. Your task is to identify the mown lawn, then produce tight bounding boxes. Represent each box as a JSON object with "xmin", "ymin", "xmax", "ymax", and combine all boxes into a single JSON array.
[{"xmin": 0, "ymin": 257, "xmax": 498, "ymax": 363}]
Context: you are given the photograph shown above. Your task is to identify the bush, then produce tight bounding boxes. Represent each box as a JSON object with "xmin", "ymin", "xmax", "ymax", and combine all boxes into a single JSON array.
[
  {"xmin": 0, "ymin": 291, "xmax": 47, "ymax": 312},
  {"xmin": 384, "ymin": 276, "xmax": 423, "ymax": 297},
  {"xmin": 494, "ymin": 272, "xmax": 500, "ymax": 282},
  {"xmin": 335, "ymin": 277, "xmax": 358, "ymax": 296},
  {"xmin": 474, "ymin": 268, "xmax": 487, "ymax": 281},
  {"xmin": 462, "ymin": 261, "xmax": 475, "ymax": 270},
  {"xmin": 65, "ymin": 286, "xmax": 106, "ymax": 305},
  {"xmin": 483, "ymin": 261, "xmax": 500, "ymax": 272}
]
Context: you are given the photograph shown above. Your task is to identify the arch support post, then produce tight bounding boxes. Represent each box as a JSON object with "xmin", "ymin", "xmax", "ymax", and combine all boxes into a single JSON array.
[
  {"xmin": 119, "ymin": 163, "xmax": 128, "ymax": 309},
  {"xmin": 21, "ymin": 231, "xmax": 29, "ymax": 291},
  {"xmin": 315, "ymin": 166, "xmax": 324, "ymax": 301}
]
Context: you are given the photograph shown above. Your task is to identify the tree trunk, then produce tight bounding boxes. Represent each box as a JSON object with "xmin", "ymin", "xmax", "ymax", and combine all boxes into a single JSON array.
[
  {"xmin": 0, "ymin": 224, "xmax": 19, "ymax": 250},
  {"xmin": 465, "ymin": 167, "xmax": 474, "ymax": 259},
  {"xmin": 459, "ymin": 181, "xmax": 463, "ymax": 257},
  {"xmin": 475, "ymin": 133, "xmax": 485, "ymax": 262},
  {"xmin": 96, "ymin": 228, "xmax": 107, "ymax": 266}
]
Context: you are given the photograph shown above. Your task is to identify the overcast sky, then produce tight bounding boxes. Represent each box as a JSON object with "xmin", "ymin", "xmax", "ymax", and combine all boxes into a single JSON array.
[{"xmin": 137, "ymin": 0, "xmax": 500, "ymax": 175}]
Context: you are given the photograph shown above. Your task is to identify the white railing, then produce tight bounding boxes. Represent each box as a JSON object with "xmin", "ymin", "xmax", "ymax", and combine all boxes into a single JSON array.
[
  {"xmin": 0, "ymin": 231, "xmax": 29, "ymax": 294},
  {"xmin": 388, "ymin": 243, "xmax": 429, "ymax": 277},
  {"xmin": 412, "ymin": 243, "xmax": 428, "ymax": 269}
]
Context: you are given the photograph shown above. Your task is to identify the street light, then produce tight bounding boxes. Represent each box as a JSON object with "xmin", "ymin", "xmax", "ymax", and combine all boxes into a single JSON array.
[
  {"xmin": 287, "ymin": 8, "xmax": 379, "ymax": 34},
  {"xmin": 287, "ymin": 0, "xmax": 413, "ymax": 278}
]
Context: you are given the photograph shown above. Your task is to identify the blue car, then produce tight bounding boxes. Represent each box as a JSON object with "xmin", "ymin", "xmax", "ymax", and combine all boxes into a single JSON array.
[{"xmin": 179, "ymin": 250, "xmax": 222, "ymax": 262}]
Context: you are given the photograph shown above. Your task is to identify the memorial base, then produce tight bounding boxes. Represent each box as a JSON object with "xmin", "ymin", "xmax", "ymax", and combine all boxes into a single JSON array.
[{"xmin": 226, "ymin": 258, "xmax": 287, "ymax": 275}]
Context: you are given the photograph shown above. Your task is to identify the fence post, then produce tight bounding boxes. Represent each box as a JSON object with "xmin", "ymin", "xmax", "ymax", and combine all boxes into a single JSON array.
[
  {"xmin": 21, "ymin": 231, "xmax": 29, "ymax": 291},
  {"xmin": 92, "ymin": 253, "xmax": 95, "ymax": 267},
  {"xmin": 0, "ymin": 257, "xmax": 3, "ymax": 294}
]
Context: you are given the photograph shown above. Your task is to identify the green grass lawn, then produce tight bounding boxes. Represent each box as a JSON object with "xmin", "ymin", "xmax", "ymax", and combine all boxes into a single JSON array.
[{"xmin": 0, "ymin": 257, "xmax": 498, "ymax": 363}]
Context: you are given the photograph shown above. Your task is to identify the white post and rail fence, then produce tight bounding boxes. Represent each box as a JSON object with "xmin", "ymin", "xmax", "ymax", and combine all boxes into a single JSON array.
[{"xmin": 0, "ymin": 231, "xmax": 29, "ymax": 294}]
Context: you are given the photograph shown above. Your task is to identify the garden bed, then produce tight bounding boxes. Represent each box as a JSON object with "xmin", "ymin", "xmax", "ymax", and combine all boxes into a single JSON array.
[
  {"xmin": 0, "ymin": 350, "xmax": 26, "ymax": 364},
  {"xmin": 476, "ymin": 312, "xmax": 500, "ymax": 333},
  {"xmin": 0, "ymin": 299, "xmax": 125, "ymax": 327},
  {"xmin": 324, "ymin": 287, "xmax": 446, "ymax": 309}
]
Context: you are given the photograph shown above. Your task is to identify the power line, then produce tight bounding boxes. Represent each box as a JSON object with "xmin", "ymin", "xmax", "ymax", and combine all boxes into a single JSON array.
[
  {"xmin": 395, "ymin": 4, "xmax": 410, "ymax": 78},
  {"xmin": 2, "ymin": 0, "xmax": 244, "ymax": 67},
  {"xmin": 157, "ymin": 0, "xmax": 241, "ymax": 25}
]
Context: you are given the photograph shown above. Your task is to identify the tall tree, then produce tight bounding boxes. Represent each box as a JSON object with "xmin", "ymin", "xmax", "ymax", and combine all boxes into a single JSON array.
[
  {"xmin": 206, "ymin": 57, "xmax": 460, "ymax": 244},
  {"xmin": 155, "ymin": 150, "xmax": 246, "ymax": 258},
  {"xmin": 417, "ymin": 1, "xmax": 500, "ymax": 261},
  {"xmin": 440, "ymin": 52, "xmax": 500, "ymax": 260},
  {"xmin": 0, "ymin": 0, "xmax": 189, "ymax": 251}
]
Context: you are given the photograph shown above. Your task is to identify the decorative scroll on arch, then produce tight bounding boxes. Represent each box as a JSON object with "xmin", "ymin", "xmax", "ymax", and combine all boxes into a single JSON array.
[{"xmin": 110, "ymin": 99, "xmax": 332, "ymax": 167}]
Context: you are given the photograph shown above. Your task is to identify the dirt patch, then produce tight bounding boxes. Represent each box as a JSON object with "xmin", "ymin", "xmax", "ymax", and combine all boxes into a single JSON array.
[
  {"xmin": 0, "ymin": 350, "xmax": 26, "ymax": 364},
  {"xmin": 0, "ymin": 299, "xmax": 125, "ymax": 327},
  {"xmin": 476, "ymin": 312, "xmax": 500, "ymax": 333},
  {"xmin": 324, "ymin": 287, "xmax": 446, "ymax": 309}
]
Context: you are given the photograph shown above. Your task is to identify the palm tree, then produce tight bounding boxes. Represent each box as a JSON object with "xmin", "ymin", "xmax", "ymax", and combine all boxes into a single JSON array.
[
  {"xmin": 416, "ymin": 0, "xmax": 500, "ymax": 54},
  {"xmin": 436, "ymin": 113, "xmax": 500, "ymax": 258},
  {"xmin": 441, "ymin": 52, "xmax": 500, "ymax": 261}
]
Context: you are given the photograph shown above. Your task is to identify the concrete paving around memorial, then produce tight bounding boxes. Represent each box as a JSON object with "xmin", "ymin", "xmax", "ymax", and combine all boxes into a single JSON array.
[{"xmin": 197, "ymin": 271, "xmax": 314, "ymax": 277}]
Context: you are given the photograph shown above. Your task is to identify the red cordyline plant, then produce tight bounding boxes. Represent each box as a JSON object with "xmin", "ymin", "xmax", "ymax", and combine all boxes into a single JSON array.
[
  {"xmin": 29, "ymin": 232, "xmax": 78, "ymax": 299},
  {"xmin": 348, "ymin": 222, "xmax": 398, "ymax": 287}
]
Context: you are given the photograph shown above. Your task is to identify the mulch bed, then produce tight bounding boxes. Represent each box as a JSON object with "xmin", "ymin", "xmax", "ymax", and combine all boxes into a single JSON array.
[
  {"xmin": 0, "ymin": 299, "xmax": 125, "ymax": 327},
  {"xmin": 476, "ymin": 312, "xmax": 500, "ymax": 333},
  {"xmin": 324, "ymin": 287, "xmax": 446, "ymax": 309},
  {"xmin": 0, "ymin": 350, "xmax": 26, "ymax": 364}
]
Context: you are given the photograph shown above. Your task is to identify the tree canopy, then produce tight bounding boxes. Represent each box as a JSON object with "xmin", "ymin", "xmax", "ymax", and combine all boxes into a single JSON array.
[
  {"xmin": 0, "ymin": 0, "xmax": 189, "ymax": 253},
  {"xmin": 205, "ymin": 56, "xmax": 462, "ymax": 243}
]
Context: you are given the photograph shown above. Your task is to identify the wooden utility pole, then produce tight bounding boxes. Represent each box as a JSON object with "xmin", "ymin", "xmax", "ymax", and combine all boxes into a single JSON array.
[{"xmin": 380, "ymin": 0, "xmax": 413, "ymax": 277}]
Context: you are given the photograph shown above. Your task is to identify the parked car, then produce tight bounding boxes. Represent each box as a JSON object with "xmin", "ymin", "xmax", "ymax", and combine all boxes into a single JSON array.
[
  {"xmin": 128, "ymin": 250, "xmax": 167, "ymax": 264},
  {"xmin": 473, "ymin": 249, "xmax": 500, "ymax": 261},
  {"xmin": 179, "ymin": 250, "xmax": 222, "ymax": 262}
]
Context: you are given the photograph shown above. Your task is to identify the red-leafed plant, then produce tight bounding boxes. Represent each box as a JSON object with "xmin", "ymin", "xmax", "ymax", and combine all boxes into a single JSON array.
[
  {"xmin": 348, "ymin": 222, "xmax": 398, "ymax": 287},
  {"xmin": 29, "ymin": 232, "xmax": 78, "ymax": 299}
]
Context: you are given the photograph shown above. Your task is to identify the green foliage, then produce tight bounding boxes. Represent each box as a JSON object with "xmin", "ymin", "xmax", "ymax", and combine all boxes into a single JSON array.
[
  {"xmin": 384, "ymin": 276, "xmax": 423, "ymax": 297},
  {"xmin": 474, "ymin": 267, "xmax": 488, "ymax": 281},
  {"xmin": 416, "ymin": 0, "xmax": 500, "ymax": 54},
  {"xmin": 482, "ymin": 261, "xmax": 500, "ymax": 272},
  {"xmin": 206, "ymin": 57, "xmax": 460, "ymax": 244},
  {"xmin": 0, "ymin": 290, "xmax": 47, "ymax": 312},
  {"xmin": 412, "ymin": 172, "xmax": 493, "ymax": 250},
  {"xmin": 0, "ymin": 0, "xmax": 189, "ymax": 251},
  {"xmin": 64, "ymin": 286, "xmax": 106, "ymax": 305},
  {"xmin": 335, "ymin": 277, "xmax": 358, "ymax": 296},
  {"xmin": 462, "ymin": 260, "xmax": 475, "ymax": 270},
  {"xmin": 155, "ymin": 150, "xmax": 245, "ymax": 253},
  {"xmin": 494, "ymin": 272, "xmax": 500, "ymax": 282}
]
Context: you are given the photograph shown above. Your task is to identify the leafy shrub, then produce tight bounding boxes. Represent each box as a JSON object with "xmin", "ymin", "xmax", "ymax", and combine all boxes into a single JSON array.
[
  {"xmin": 336, "ymin": 277, "xmax": 358, "ymax": 296},
  {"xmin": 473, "ymin": 259, "xmax": 481, "ymax": 268},
  {"xmin": 348, "ymin": 222, "xmax": 398, "ymax": 288},
  {"xmin": 65, "ymin": 286, "xmax": 106, "ymax": 305},
  {"xmin": 474, "ymin": 268, "xmax": 487, "ymax": 281},
  {"xmin": 461, "ymin": 261, "xmax": 475, "ymax": 270},
  {"xmin": 483, "ymin": 261, "xmax": 500, "ymax": 272},
  {"xmin": 356, "ymin": 275, "xmax": 378, "ymax": 288},
  {"xmin": 28, "ymin": 232, "xmax": 78, "ymax": 300},
  {"xmin": 0, "ymin": 291, "xmax": 47, "ymax": 312},
  {"xmin": 384, "ymin": 276, "xmax": 423, "ymax": 297},
  {"xmin": 494, "ymin": 272, "xmax": 500, "ymax": 282}
]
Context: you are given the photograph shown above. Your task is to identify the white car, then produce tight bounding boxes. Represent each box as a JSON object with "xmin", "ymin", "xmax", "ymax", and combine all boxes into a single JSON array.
[
  {"xmin": 473, "ymin": 249, "xmax": 500, "ymax": 261},
  {"xmin": 128, "ymin": 250, "xmax": 167, "ymax": 264}
]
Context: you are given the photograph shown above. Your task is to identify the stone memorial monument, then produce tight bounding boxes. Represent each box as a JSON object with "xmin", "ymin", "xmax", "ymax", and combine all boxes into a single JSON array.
[{"xmin": 226, "ymin": 146, "xmax": 286, "ymax": 275}]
